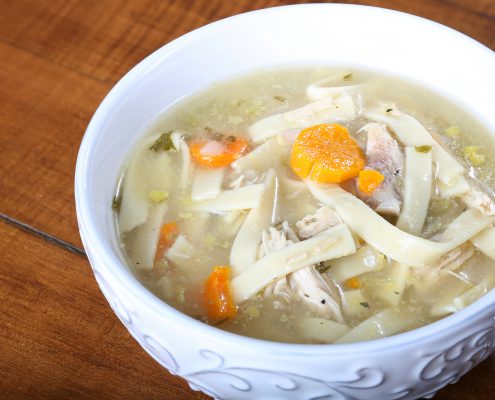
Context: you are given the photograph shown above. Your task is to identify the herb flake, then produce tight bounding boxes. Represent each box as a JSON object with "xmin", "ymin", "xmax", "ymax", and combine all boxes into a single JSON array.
[
  {"xmin": 415, "ymin": 145, "xmax": 432, "ymax": 153},
  {"xmin": 150, "ymin": 131, "xmax": 175, "ymax": 152},
  {"xmin": 316, "ymin": 262, "xmax": 332, "ymax": 274},
  {"xmin": 445, "ymin": 126, "xmax": 460, "ymax": 138},
  {"xmin": 343, "ymin": 73, "xmax": 353, "ymax": 80},
  {"xmin": 274, "ymin": 95, "xmax": 286, "ymax": 102},
  {"xmin": 360, "ymin": 302, "xmax": 370, "ymax": 308}
]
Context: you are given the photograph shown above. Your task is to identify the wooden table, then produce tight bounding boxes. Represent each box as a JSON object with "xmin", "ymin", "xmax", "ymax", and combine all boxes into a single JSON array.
[{"xmin": 0, "ymin": 1, "xmax": 493, "ymax": 399}]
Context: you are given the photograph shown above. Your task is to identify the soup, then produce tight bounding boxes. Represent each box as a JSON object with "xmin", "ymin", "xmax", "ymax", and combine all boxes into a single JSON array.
[{"xmin": 113, "ymin": 67, "xmax": 495, "ymax": 344}]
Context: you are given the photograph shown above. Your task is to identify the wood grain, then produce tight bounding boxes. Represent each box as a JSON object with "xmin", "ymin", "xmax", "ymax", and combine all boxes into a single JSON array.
[
  {"xmin": 0, "ymin": 0, "xmax": 494, "ymax": 399},
  {"xmin": 0, "ymin": 219, "xmax": 209, "ymax": 400},
  {"xmin": 0, "ymin": 41, "xmax": 107, "ymax": 248},
  {"xmin": 1, "ymin": 0, "xmax": 493, "ymax": 85}
]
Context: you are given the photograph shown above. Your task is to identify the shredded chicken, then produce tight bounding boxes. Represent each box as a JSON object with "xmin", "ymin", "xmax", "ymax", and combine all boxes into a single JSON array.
[
  {"xmin": 461, "ymin": 187, "xmax": 495, "ymax": 216},
  {"xmin": 289, "ymin": 267, "xmax": 344, "ymax": 321},
  {"xmin": 260, "ymin": 227, "xmax": 294, "ymax": 301},
  {"xmin": 258, "ymin": 225, "xmax": 294, "ymax": 259},
  {"xmin": 437, "ymin": 244, "xmax": 475, "ymax": 272},
  {"xmin": 413, "ymin": 244, "xmax": 475, "ymax": 287},
  {"xmin": 296, "ymin": 206, "xmax": 341, "ymax": 239},
  {"xmin": 261, "ymin": 218, "xmax": 344, "ymax": 322},
  {"xmin": 359, "ymin": 123, "xmax": 403, "ymax": 215}
]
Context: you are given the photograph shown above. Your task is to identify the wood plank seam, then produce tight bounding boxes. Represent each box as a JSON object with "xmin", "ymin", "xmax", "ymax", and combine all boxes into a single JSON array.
[{"xmin": 0, "ymin": 213, "xmax": 86, "ymax": 256}]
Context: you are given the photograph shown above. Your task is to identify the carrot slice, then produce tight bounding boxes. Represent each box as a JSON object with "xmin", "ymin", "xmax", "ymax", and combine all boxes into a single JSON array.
[
  {"xmin": 290, "ymin": 124, "xmax": 365, "ymax": 183},
  {"xmin": 154, "ymin": 222, "xmax": 179, "ymax": 264},
  {"xmin": 344, "ymin": 276, "xmax": 362, "ymax": 290},
  {"xmin": 190, "ymin": 137, "xmax": 249, "ymax": 168},
  {"xmin": 358, "ymin": 169, "xmax": 385, "ymax": 195},
  {"xmin": 203, "ymin": 266, "xmax": 237, "ymax": 323}
]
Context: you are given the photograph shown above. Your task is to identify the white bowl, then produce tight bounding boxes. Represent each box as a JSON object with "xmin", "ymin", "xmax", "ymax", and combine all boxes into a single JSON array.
[{"xmin": 75, "ymin": 4, "xmax": 495, "ymax": 399}]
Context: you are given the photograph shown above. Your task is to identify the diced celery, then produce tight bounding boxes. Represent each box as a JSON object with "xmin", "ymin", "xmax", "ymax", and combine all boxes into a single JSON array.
[
  {"xmin": 445, "ymin": 126, "xmax": 460, "ymax": 138},
  {"xmin": 463, "ymin": 145, "xmax": 485, "ymax": 166},
  {"xmin": 147, "ymin": 190, "xmax": 169, "ymax": 203}
]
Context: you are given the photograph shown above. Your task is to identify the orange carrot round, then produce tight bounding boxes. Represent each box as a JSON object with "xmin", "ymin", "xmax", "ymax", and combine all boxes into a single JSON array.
[
  {"xmin": 203, "ymin": 266, "xmax": 237, "ymax": 323},
  {"xmin": 154, "ymin": 222, "xmax": 179, "ymax": 264},
  {"xmin": 290, "ymin": 124, "xmax": 365, "ymax": 183},
  {"xmin": 190, "ymin": 137, "xmax": 249, "ymax": 168},
  {"xmin": 358, "ymin": 169, "xmax": 385, "ymax": 195}
]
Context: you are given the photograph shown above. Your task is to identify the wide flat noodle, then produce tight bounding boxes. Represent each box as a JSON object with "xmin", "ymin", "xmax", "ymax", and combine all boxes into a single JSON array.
[
  {"xmin": 306, "ymin": 72, "xmax": 363, "ymax": 101},
  {"xmin": 231, "ymin": 136, "xmax": 291, "ymax": 172},
  {"xmin": 230, "ymin": 170, "xmax": 277, "ymax": 276},
  {"xmin": 471, "ymin": 226, "xmax": 495, "ymax": 260},
  {"xmin": 191, "ymin": 168, "xmax": 224, "ymax": 201},
  {"xmin": 231, "ymin": 224, "xmax": 356, "ymax": 303},
  {"xmin": 166, "ymin": 234, "xmax": 193, "ymax": 265},
  {"xmin": 431, "ymin": 284, "xmax": 486, "ymax": 317},
  {"xmin": 396, "ymin": 147, "xmax": 433, "ymax": 234},
  {"xmin": 438, "ymin": 209, "xmax": 490, "ymax": 241},
  {"xmin": 171, "ymin": 132, "xmax": 192, "ymax": 191},
  {"xmin": 296, "ymin": 317, "xmax": 350, "ymax": 343},
  {"xmin": 189, "ymin": 184, "xmax": 265, "ymax": 212},
  {"xmin": 364, "ymin": 104, "xmax": 464, "ymax": 186},
  {"xmin": 327, "ymin": 245, "xmax": 384, "ymax": 282},
  {"xmin": 308, "ymin": 183, "xmax": 490, "ymax": 267},
  {"xmin": 437, "ymin": 178, "xmax": 470, "ymax": 198},
  {"xmin": 335, "ymin": 309, "xmax": 418, "ymax": 344},
  {"xmin": 248, "ymin": 93, "xmax": 356, "ymax": 143},
  {"xmin": 128, "ymin": 202, "xmax": 168, "ymax": 270},
  {"xmin": 280, "ymin": 174, "xmax": 307, "ymax": 193},
  {"xmin": 119, "ymin": 135, "xmax": 173, "ymax": 233}
]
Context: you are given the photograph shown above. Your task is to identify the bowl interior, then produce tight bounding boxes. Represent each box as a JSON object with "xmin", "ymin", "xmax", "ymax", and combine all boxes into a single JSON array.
[{"xmin": 76, "ymin": 3, "xmax": 495, "ymax": 348}]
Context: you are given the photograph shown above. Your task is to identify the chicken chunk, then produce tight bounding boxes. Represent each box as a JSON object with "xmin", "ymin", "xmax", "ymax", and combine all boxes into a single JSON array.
[
  {"xmin": 261, "ymin": 221, "xmax": 344, "ymax": 321},
  {"xmin": 359, "ymin": 123, "xmax": 403, "ymax": 215},
  {"xmin": 437, "ymin": 244, "xmax": 475, "ymax": 272},
  {"xmin": 261, "ymin": 227, "xmax": 294, "ymax": 301},
  {"xmin": 413, "ymin": 244, "xmax": 475, "ymax": 289},
  {"xmin": 258, "ymin": 225, "xmax": 295, "ymax": 259},
  {"xmin": 296, "ymin": 206, "xmax": 341, "ymax": 239},
  {"xmin": 461, "ymin": 187, "xmax": 495, "ymax": 216},
  {"xmin": 289, "ymin": 266, "xmax": 344, "ymax": 321}
]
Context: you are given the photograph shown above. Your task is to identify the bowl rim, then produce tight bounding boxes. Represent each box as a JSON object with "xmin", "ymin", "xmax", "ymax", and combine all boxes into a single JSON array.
[{"xmin": 75, "ymin": 3, "xmax": 495, "ymax": 354}]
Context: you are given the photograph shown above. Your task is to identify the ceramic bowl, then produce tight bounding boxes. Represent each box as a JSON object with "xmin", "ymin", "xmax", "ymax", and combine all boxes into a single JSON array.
[{"xmin": 75, "ymin": 4, "xmax": 495, "ymax": 399}]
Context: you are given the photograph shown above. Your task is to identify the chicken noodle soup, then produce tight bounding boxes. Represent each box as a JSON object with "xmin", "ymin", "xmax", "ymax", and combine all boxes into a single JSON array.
[{"xmin": 114, "ymin": 67, "xmax": 495, "ymax": 344}]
